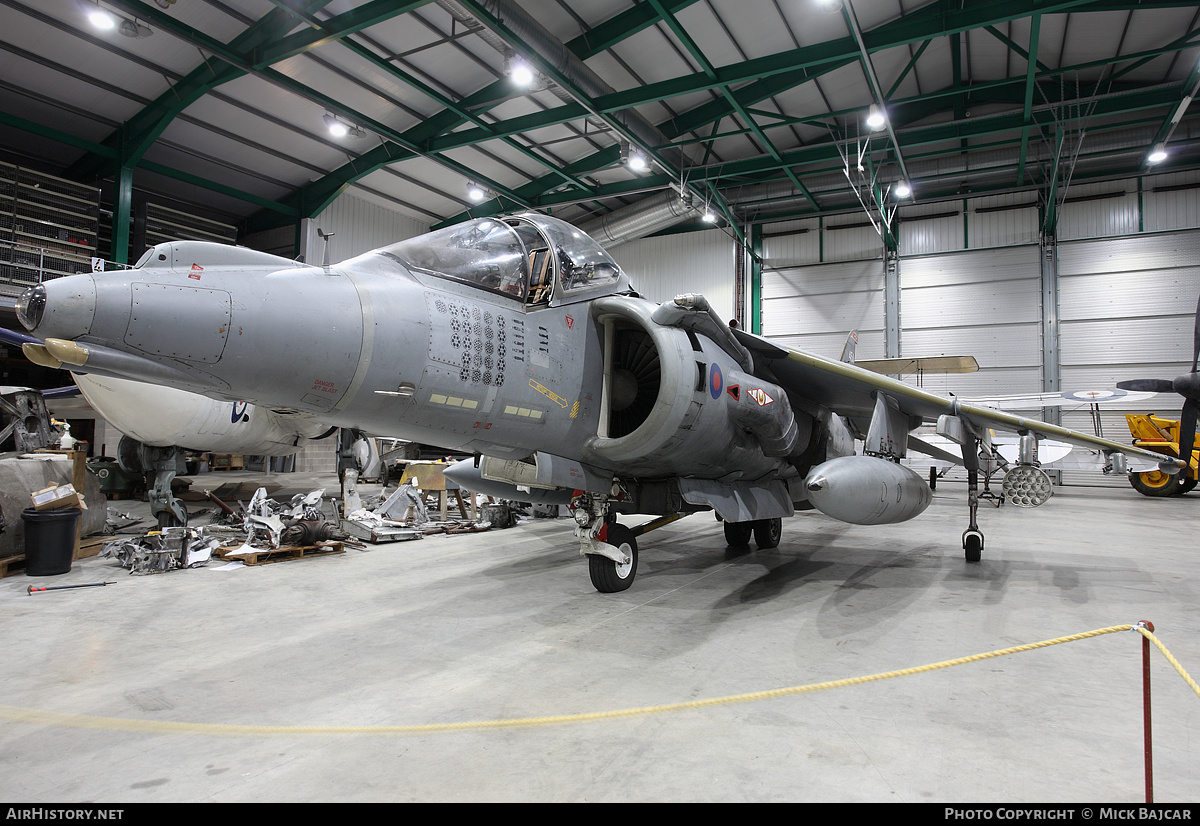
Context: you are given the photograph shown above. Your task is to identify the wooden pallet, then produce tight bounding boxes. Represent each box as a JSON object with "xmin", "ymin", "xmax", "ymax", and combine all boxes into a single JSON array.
[
  {"xmin": 215, "ymin": 540, "xmax": 344, "ymax": 566},
  {"xmin": 0, "ymin": 555, "xmax": 27, "ymax": 578}
]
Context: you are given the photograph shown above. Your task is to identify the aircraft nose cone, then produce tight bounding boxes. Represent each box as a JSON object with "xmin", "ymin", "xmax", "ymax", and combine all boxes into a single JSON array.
[
  {"xmin": 16, "ymin": 274, "xmax": 97, "ymax": 340},
  {"xmin": 15, "ymin": 284, "xmax": 45, "ymax": 331}
]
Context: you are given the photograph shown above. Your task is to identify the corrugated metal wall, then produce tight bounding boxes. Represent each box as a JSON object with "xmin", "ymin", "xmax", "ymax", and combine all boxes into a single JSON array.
[
  {"xmin": 1056, "ymin": 228, "xmax": 1200, "ymax": 484},
  {"xmin": 761, "ymin": 258, "xmax": 886, "ymax": 359},
  {"xmin": 899, "ymin": 246, "xmax": 1042, "ymax": 398},
  {"xmin": 898, "ymin": 201, "xmax": 964, "ymax": 257},
  {"xmin": 608, "ymin": 228, "xmax": 737, "ymax": 321},
  {"xmin": 1144, "ymin": 170, "xmax": 1200, "ymax": 232}
]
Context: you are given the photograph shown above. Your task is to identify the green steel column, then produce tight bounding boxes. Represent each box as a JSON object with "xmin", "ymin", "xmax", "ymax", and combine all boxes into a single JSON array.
[
  {"xmin": 751, "ymin": 223, "xmax": 763, "ymax": 335},
  {"xmin": 112, "ymin": 161, "xmax": 134, "ymax": 265}
]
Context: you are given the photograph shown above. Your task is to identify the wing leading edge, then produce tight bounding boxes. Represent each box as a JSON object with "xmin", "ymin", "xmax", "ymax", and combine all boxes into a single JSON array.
[{"xmin": 738, "ymin": 330, "xmax": 1184, "ymax": 471}]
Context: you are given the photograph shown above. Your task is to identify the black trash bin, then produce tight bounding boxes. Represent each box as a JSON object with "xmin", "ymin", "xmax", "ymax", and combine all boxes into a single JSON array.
[{"xmin": 21, "ymin": 507, "xmax": 80, "ymax": 576}]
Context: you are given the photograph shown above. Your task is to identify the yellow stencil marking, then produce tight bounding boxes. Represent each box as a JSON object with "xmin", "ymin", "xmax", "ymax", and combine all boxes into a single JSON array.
[{"xmin": 529, "ymin": 378, "xmax": 568, "ymax": 408}]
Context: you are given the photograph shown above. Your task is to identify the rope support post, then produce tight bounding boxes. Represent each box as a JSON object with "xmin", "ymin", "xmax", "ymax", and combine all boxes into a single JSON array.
[{"xmin": 1137, "ymin": 620, "xmax": 1155, "ymax": 804}]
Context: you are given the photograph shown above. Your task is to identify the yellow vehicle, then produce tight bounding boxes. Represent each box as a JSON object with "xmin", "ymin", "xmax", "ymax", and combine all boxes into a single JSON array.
[{"xmin": 1124, "ymin": 414, "xmax": 1199, "ymax": 496}]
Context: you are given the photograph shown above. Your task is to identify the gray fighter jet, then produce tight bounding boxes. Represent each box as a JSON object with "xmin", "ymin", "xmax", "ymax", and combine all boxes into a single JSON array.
[{"xmin": 13, "ymin": 213, "xmax": 1183, "ymax": 591}]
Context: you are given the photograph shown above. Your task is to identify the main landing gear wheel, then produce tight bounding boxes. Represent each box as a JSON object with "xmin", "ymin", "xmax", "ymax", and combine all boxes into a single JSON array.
[
  {"xmin": 722, "ymin": 518, "xmax": 781, "ymax": 549},
  {"xmin": 723, "ymin": 520, "xmax": 753, "ymax": 547},
  {"xmin": 589, "ymin": 523, "xmax": 638, "ymax": 593},
  {"xmin": 1129, "ymin": 469, "xmax": 1185, "ymax": 497},
  {"xmin": 753, "ymin": 517, "xmax": 782, "ymax": 549}
]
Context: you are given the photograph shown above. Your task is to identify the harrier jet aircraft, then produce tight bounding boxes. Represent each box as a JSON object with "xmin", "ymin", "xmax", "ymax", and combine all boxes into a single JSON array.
[{"xmin": 13, "ymin": 213, "xmax": 1184, "ymax": 591}]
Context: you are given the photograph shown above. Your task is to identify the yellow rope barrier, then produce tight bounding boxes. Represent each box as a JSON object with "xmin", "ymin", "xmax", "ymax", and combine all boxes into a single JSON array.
[
  {"xmin": 0, "ymin": 623, "xmax": 1195, "ymax": 737},
  {"xmin": 1134, "ymin": 625, "xmax": 1200, "ymax": 699}
]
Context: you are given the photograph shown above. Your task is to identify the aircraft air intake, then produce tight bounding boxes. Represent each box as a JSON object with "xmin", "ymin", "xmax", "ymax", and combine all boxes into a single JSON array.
[
  {"xmin": 608, "ymin": 326, "xmax": 661, "ymax": 438},
  {"xmin": 583, "ymin": 296, "xmax": 814, "ymax": 480}
]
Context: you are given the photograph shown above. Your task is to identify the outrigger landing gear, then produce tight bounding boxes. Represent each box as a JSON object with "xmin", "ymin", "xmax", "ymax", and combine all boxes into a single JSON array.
[{"xmin": 962, "ymin": 435, "xmax": 984, "ymax": 563}]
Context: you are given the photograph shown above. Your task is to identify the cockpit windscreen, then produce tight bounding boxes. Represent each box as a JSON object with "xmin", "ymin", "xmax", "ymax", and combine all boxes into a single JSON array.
[{"xmin": 377, "ymin": 218, "xmax": 528, "ymax": 299}]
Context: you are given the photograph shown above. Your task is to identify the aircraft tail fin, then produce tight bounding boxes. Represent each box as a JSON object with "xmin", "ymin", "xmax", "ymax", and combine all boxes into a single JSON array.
[{"xmin": 840, "ymin": 330, "xmax": 859, "ymax": 365}]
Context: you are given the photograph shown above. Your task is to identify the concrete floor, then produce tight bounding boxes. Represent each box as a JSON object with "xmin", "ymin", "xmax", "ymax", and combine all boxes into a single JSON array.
[{"xmin": 1, "ymin": 471, "xmax": 1197, "ymax": 803}]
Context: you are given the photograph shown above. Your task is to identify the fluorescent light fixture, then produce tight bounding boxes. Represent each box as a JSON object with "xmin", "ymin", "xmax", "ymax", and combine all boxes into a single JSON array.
[
  {"xmin": 467, "ymin": 182, "xmax": 487, "ymax": 202},
  {"xmin": 894, "ymin": 181, "xmax": 912, "ymax": 198},
  {"xmin": 866, "ymin": 105, "xmax": 886, "ymax": 131},
  {"xmin": 1148, "ymin": 143, "xmax": 1168, "ymax": 164}
]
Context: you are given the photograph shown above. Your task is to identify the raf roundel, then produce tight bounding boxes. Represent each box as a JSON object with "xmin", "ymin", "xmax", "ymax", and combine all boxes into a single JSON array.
[{"xmin": 709, "ymin": 363, "xmax": 724, "ymax": 400}]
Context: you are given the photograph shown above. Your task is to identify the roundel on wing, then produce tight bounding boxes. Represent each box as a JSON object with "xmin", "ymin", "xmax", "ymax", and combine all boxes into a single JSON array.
[
  {"xmin": 231, "ymin": 401, "xmax": 248, "ymax": 423},
  {"xmin": 709, "ymin": 363, "xmax": 723, "ymax": 400}
]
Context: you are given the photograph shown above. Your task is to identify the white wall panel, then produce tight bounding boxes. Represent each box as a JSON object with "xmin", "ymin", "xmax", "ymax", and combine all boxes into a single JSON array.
[
  {"xmin": 899, "ymin": 246, "xmax": 1041, "ymax": 398},
  {"xmin": 897, "ymin": 201, "xmax": 966, "ymax": 257},
  {"xmin": 1056, "ymin": 229, "xmax": 1200, "ymax": 485},
  {"xmin": 1058, "ymin": 183, "xmax": 1139, "ymax": 240},
  {"xmin": 1143, "ymin": 170, "xmax": 1200, "ymax": 233},
  {"xmin": 822, "ymin": 219, "xmax": 885, "ymax": 262},
  {"xmin": 609, "ymin": 228, "xmax": 736, "ymax": 321},
  {"xmin": 968, "ymin": 201, "xmax": 1040, "ymax": 249},
  {"xmin": 899, "ymin": 213, "xmax": 963, "ymax": 256},
  {"xmin": 761, "ymin": 219, "xmax": 820, "ymax": 268},
  {"xmin": 1057, "ymin": 230, "xmax": 1200, "ymax": 383},
  {"xmin": 901, "ymin": 246, "xmax": 1039, "ymax": 288},
  {"xmin": 761, "ymin": 258, "xmax": 885, "ymax": 355}
]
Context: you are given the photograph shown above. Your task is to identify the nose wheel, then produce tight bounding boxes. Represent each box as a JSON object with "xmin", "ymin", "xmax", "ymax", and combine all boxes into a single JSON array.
[{"xmin": 589, "ymin": 522, "xmax": 638, "ymax": 593}]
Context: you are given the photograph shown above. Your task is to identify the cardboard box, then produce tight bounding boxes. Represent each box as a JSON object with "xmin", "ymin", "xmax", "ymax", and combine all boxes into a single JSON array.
[{"xmin": 30, "ymin": 483, "xmax": 85, "ymax": 511}]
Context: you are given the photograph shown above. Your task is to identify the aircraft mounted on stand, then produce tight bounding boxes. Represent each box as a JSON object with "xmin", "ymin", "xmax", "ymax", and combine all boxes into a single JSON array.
[{"xmin": 12, "ymin": 213, "xmax": 1185, "ymax": 591}]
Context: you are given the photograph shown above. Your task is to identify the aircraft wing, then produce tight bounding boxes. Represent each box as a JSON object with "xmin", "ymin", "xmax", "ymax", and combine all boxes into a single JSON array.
[
  {"xmin": 960, "ymin": 388, "xmax": 1159, "ymax": 410},
  {"xmin": 853, "ymin": 355, "xmax": 979, "ymax": 376},
  {"xmin": 736, "ymin": 330, "xmax": 1185, "ymax": 469}
]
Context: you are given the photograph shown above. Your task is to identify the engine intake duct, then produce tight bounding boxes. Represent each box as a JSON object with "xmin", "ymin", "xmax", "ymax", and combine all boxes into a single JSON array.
[
  {"xmin": 608, "ymin": 323, "xmax": 661, "ymax": 439},
  {"xmin": 725, "ymin": 370, "xmax": 801, "ymax": 458}
]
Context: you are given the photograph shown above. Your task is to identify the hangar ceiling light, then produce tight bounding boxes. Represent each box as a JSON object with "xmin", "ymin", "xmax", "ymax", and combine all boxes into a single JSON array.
[
  {"xmin": 866, "ymin": 105, "xmax": 886, "ymax": 131},
  {"xmin": 87, "ymin": 2, "xmax": 115, "ymax": 30}
]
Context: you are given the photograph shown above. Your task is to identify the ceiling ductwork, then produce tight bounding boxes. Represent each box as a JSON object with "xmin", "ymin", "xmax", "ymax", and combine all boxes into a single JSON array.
[{"xmin": 580, "ymin": 189, "xmax": 698, "ymax": 247}]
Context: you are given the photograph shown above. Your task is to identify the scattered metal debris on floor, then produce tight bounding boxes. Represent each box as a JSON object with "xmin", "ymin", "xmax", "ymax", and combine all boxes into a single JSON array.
[
  {"xmin": 100, "ymin": 526, "xmax": 224, "ymax": 575},
  {"xmin": 92, "ymin": 481, "xmax": 530, "ymax": 573}
]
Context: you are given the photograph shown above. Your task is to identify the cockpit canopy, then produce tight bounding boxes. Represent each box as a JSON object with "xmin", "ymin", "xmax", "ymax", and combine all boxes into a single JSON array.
[{"xmin": 374, "ymin": 213, "xmax": 630, "ymax": 306}]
